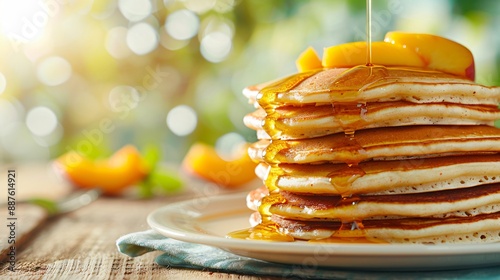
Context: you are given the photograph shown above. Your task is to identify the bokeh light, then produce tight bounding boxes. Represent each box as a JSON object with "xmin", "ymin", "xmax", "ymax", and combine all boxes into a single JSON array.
[
  {"xmin": 166, "ymin": 105, "xmax": 197, "ymax": 136},
  {"xmin": 183, "ymin": 0, "xmax": 216, "ymax": 14},
  {"xmin": 165, "ymin": 9, "xmax": 199, "ymax": 40},
  {"xmin": 36, "ymin": 56, "xmax": 72, "ymax": 86},
  {"xmin": 118, "ymin": 0, "xmax": 153, "ymax": 22},
  {"xmin": 26, "ymin": 106, "xmax": 58, "ymax": 137},
  {"xmin": 126, "ymin": 22, "xmax": 158, "ymax": 55},
  {"xmin": 215, "ymin": 132, "xmax": 246, "ymax": 161},
  {"xmin": 200, "ymin": 31, "xmax": 232, "ymax": 63}
]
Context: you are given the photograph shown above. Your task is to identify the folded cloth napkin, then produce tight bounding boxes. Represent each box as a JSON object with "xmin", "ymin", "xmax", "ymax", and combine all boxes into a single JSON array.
[{"xmin": 117, "ymin": 230, "xmax": 500, "ymax": 279}]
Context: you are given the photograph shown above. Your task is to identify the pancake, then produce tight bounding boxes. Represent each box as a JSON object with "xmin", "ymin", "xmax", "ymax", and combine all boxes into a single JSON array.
[
  {"xmin": 244, "ymin": 102, "xmax": 500, "ymax": 140},
  {"xmin": 244, "ymin": 66, "xmax": 500, "ymax": 107},
  {"xmin": 249, "ymin": 125, "xmax": 500, "ymax": 164},
  {"xmin": 256, "ymin": 154, "xmax": 500, "ymax": 195},
  {"xmin": 266, "ymin": 183, "xmax": 500, "ymax": 221},
  {"xmin": 271, "ymin": 213, "xmax": 500, "ymax": 244}
]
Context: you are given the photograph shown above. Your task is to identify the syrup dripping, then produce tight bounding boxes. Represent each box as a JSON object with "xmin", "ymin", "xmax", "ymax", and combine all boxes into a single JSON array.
[
  {"xmin": 331, "ymin": 102, "xmax": 368, "ymax": 134},
  {"xmin": 264, "ymin": 165, "xmax": 284, "ymax": 193},
  {"xmin": 257, "ymin": 70, "xmax": 320, "ymax": 112},
  {"xmin": 262, "ymin": 139, "xmax": 290, "ymax": 164},
  {"xmin": 227, "ymin": 216, "xmax": 294, "ymax": 242},
  {"xmin": 366, "ymin": 0, "xmax": 373, "ymax": 66},
  {"xmin": 227, "ymin": 191, "xmax": 294, "ymax": 241},
  {"xmin": 327, "ymin": 165, "xmax": 366, "ymax": 196}
]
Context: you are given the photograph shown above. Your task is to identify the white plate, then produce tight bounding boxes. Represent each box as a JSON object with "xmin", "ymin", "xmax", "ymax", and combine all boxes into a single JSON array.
[{"xmin": 147, "ymin": 192, "xmax": 500, "ymax": 271}]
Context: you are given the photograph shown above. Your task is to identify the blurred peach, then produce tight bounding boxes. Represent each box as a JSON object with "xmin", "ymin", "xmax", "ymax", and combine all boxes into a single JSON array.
[
  {"xmin": 182, "ymin": 142, "xmax": 258, "ymax": 188},
  {"xmin": 55, "ymin": 145, "xmax": 149, "ymax": 196}
]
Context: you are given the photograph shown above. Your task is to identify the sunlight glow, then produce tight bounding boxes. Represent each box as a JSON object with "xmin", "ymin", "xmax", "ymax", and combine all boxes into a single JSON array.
[{"xmin": 0, "ymin": 0, "xmax": 54, "ymax": 41}]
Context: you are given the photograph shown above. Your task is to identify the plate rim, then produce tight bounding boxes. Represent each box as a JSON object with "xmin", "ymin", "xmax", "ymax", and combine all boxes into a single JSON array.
[{"xmin": 147, "ymin": 192, "xmax": 500, "ymax": 258}]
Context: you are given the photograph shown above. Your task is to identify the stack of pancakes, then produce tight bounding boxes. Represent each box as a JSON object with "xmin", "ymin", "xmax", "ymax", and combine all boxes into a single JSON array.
[{"xmin": 240, "ymin": 65, "xmax": 500, "ymax": 244}]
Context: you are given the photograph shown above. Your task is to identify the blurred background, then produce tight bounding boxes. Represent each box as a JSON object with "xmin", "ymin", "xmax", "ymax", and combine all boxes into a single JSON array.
[{"xmin": 0, "ymin": 0, "xmax": 499, "ymax": 164}]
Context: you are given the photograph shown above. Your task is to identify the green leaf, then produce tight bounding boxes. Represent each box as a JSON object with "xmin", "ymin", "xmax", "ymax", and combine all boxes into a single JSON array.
[
  {"xmin": 27, "ymin": 198, "xmax": 60, "ymax": 215},
  {"xmin": 137, "ymin": 181, "xmax": 155, "ymax": 199},
  {"xmin": 142, "ymin": 144, "xmax": 161, "ymax": 170},
  {"xmin": 148, "ymin": 167, "xmax": 183, "ymax": 194}
]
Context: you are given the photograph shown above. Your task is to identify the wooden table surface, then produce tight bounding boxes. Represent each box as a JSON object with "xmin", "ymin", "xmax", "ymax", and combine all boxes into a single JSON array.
[{"xmin": 0, "ymin": 163, "xmax": 275, "ymax": 279}]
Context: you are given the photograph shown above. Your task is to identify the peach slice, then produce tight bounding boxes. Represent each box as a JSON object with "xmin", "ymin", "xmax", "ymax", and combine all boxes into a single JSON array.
[
  {"xmin": 296, "ymin": 47, "xmax": 322, "ymax": 72},
  {"xmin": 322, "ymin": 41, "xmax": 425, "ymax": 68},
  {"xmin": 55, "ymin": 145, "xmax": 150, "ymax": 195},
  {"xmin": 182, "ymin": 142, "xmax": 258, "ymax": 188},
  {"xmin": 384, "ymin": 32, "xmax": 475, "ymax": 80}
]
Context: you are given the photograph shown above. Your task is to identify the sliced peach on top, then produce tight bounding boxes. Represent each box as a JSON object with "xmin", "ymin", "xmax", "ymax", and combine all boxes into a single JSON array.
[
  {"xmin": 322, "ymin": 41, "xmax": 425, "ymax": 68},
  {"xmin": 182, "ymin": 142, "xmax": 258, "ymax": 188},
  {"xmin": 384, "ymin": 32, "xmax": 475, "ymax": 80},
  {"xmin": 296, "ymin": 46, "xmax": 322, "ymax": 72}
]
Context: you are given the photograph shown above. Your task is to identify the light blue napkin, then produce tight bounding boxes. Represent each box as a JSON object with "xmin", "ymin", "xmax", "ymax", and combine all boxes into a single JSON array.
[{"xmin": 117, "ymin": 230, "xmax": 500, "ymax": 279}]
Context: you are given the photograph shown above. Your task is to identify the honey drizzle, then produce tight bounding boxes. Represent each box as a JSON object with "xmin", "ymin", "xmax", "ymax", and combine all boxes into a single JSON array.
[
  {"xmin": 229, "ymin": 0, "xmax": 384, "ymax": 243},
  {"xmin": 366, "ymin": 0, "xmax": 373, "ymax": 66},
  {"xmin": 331, "ymin": 102, "xmax": 368, "ymax": 134},
  {"xmin": 264, "ymin": 165, "xmax": 284, "ymax": 193},
  {"xmin": 259, "ymin": 70, "xmax": 320, "ymax": 140},
  {"xmin": 227, "ymin": 193, "xmax": 294, "ymax": 241},
  {"xmin": 327, "ymin": 165, "xmax": 366, "ymax": 196},
  {"xmin": 257, "ymin": 70, "xmax": 320, "ymax": 112},
  {"xmin": 227, "ymin": 216, "xmax": 294, "ymax": 242}
]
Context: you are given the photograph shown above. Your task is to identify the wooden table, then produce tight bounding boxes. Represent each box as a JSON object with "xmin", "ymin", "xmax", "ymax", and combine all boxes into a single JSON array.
[{"xmin": 0, "ymin": 163, "xmax": 273, "ymax": 279}]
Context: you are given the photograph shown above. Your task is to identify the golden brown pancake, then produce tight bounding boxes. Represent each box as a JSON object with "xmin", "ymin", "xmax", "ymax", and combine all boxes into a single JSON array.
[
  {"xmin": 244, "ymin": 102, "xmax": 500, "ymax": 140},
  {"xmin": 256, "ymin": 154, "xmax": 500, "ymax": 195},
  {"xmin": 244, "ymin": 66, "xmax": 500, "ymax": 107},
  {"xmin": 266, "ymin": 183, "xmax": 500, "ymax": 221},
  {"xmin": 249, "ymin": 125, "xmax": 500, "ymax": 164},
  {"xmin": 271, "ymin": 213, "xmax": 500, "ymax": 244}
]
